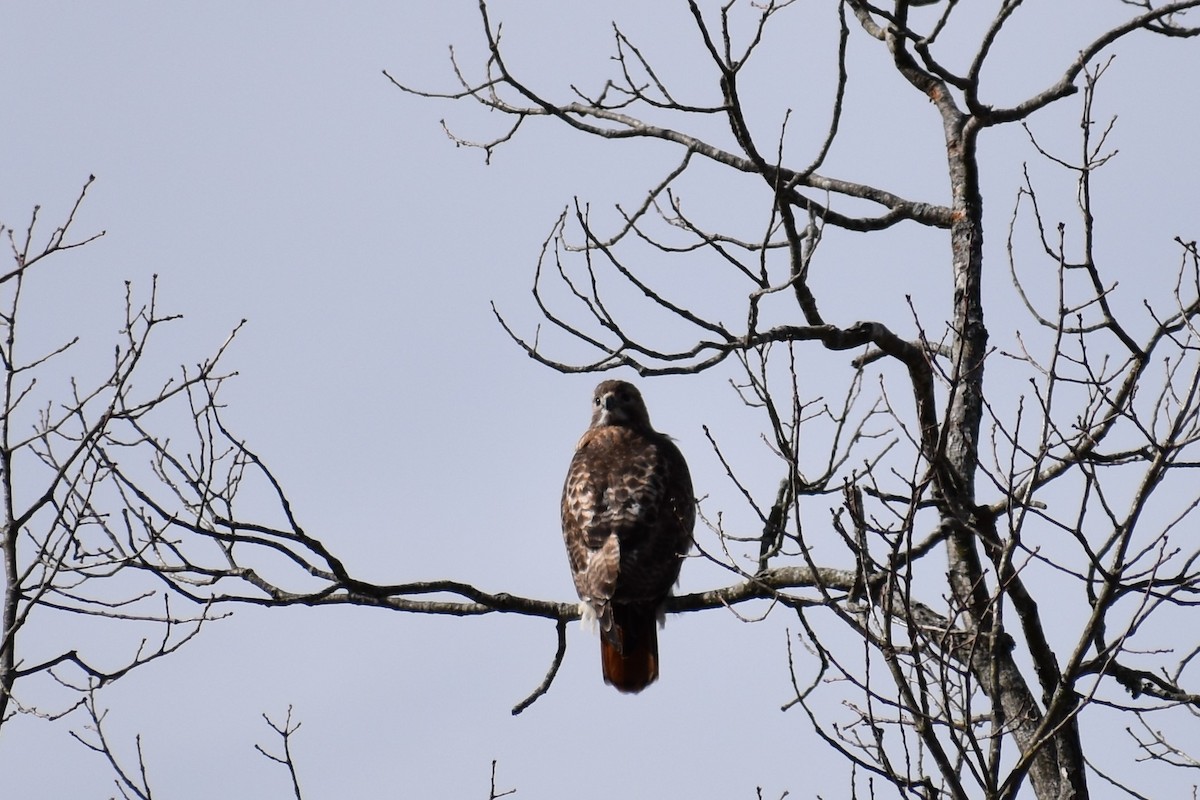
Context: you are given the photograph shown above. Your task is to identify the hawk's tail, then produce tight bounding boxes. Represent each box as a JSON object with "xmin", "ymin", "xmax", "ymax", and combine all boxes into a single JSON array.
[{"xmin": 600, "ymin": 604, "xmax": 659, "ymax": 693}]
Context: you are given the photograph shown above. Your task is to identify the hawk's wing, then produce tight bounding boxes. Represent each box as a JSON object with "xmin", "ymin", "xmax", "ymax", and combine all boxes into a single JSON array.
[
  {"xmin": 561, "ymin": 428, "xmax": 623, "ymax": 631},
  {"xmin": 561, "ymin": 426, "xmax": 693, "ymax": 628}
]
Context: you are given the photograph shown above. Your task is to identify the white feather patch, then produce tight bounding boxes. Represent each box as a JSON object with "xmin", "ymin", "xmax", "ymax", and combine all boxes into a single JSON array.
[{"xmin": 579, "ymin": 602, "xmax": 598, "ymax": 633}]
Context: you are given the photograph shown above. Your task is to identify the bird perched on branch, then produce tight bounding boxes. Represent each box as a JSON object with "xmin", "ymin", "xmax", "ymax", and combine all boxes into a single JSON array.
[{"xmin": 561, "ymin": 380, "xmax": 694, "ymax": 693}]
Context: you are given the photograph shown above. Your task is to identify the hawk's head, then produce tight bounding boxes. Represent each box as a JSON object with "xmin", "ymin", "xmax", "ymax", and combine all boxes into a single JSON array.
[{"xmin": 589, "ymin": 380, "xmax": 652, "ymax": 430}]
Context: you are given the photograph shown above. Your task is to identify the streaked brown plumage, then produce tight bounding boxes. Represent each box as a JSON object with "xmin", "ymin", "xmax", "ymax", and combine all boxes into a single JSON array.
[{"xmin": 561, "ymin": 380, "xmax": 694, "ymax": 693}]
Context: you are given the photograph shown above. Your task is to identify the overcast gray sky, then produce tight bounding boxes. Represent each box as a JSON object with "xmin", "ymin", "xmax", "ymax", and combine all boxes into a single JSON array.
[{"xmin": 2, "ymin": 2, "xmax": 1198, "ymax": 798}]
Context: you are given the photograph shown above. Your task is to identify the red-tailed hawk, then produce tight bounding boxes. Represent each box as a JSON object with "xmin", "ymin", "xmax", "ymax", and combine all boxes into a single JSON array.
[{"xmin": 561, "ymin": 380, "xmax": 694, "ymax": 693}]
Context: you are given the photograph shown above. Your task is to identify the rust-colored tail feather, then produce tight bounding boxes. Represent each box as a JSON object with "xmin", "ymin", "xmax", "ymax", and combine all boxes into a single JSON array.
[{"xmin": 600, "ymin": 605, "xmax": 659, "ymax": 693}]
